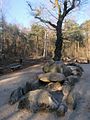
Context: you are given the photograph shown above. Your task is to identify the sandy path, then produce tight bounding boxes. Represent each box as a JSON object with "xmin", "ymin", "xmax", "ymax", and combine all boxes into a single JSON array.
[{"xmin": 0, "ymin": 64, "xmax": 90, "ymax": 120}]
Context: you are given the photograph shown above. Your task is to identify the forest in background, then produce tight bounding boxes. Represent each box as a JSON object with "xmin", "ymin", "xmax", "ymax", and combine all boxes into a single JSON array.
[{"xmin": 0, "ymin": 15, "xmax": 90, "ymax": 65}]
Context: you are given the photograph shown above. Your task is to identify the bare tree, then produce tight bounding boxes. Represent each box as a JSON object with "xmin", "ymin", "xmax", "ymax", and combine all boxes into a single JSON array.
[
  {"xmin": 27, "ymin": 0, "xmax": 84, "ymax": 61},
  {"xmin": 0, "ymin": 0, "xmax": 9, "ymax": 54}
]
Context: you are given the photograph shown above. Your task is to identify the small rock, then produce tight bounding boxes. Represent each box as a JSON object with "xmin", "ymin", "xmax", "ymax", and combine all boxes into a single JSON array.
[
  {"xmin": 9, "ymin": 87, "xmax": 24, "ymax": 105},
  {"xmin": 66, "ymin": 65, "xmax": 83, "ymax": 77},
  {"xmin": 46, "ymin": 82, "xmax": 62, "ymax": 91},
  {"xmin": 66, "ymin": 75, "xmax": 79, "ymax": 86},
  {"xmin": 62, "ymin": 84, "xmax": 73, "ymax": 100},
  {"xmin": 66, "ymin": 92, "xmax": 80, "ymax": 110},
  {"xmin": 66, "ymin": 62, "xmax": 84, "ymax": 72},
  {"xmin": 57, "ymin": 102, "xmax": 68, "ymax": 116},
  {"xmin": 23, "ymin": 82, "xmax": 32, "ymax": 94},
  {"xmin": 63, "ymin": 66, "xmax": 73, "ymax": 77}
]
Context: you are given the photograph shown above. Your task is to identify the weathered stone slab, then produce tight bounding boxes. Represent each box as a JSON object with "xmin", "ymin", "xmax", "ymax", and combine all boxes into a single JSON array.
[
  {"xmin": 18, "ymin": 89, "xmax": 63, "ymax": 113},
  {"xmin": 38, "ymin": 72, "xmax": 65, "ymax": 83}
]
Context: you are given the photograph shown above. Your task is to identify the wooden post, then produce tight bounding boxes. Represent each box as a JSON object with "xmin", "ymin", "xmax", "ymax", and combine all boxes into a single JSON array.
[
  {"xmin": 43, "ymin": 30, "xmax": 47, "ymax": 58},
  {"xmin": 36, "ymin": 35, "xmax": 39, "ymax": 58},
  {"xmin": 77, "ymin": 41, "xmax": 79, "ymax": 58}
]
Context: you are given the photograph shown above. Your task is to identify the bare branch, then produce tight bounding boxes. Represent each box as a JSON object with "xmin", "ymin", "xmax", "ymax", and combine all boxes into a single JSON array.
[
  {"xmin": 63, "ymin": 0, "xmax": 81, "ymax": 18},
  {"xmin": 64, "ymin": 0, "xmax": 67, "ymax": 12},
  {"xmin": 66, "ymin": 0, "xmax": 76, "ymax": 14},
  {"xmin": 50, "ymin": 0, "xmax": 55, "ymax": 5},
  {"xmin": 27, "ymin": 1, "xmax": 42, "ymax": 17},
  {"xmin": 35, "ymin": 16, "xmax": 57, "ymax": 28},
  {"xmin": 27, "ymin": 1, "xmax": 56, "ymax": 28},
  {"xmin": 26, "ymin": 1, "xmax": 34, "ymax": 11},
  {"xmin": 44, "ymin": 7, "xmax": 58, "ymax": 20},
  {"xmin": 68, "ymin": 0, "xmax": 72, "ymax": 6},
  {"xmin": 43, "ymin": 23, "xmax": 56, "ymax": 31}
]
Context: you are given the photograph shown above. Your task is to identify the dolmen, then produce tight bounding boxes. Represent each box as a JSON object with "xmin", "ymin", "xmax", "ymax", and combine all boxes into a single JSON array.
[{"xmin": 9, "ymin": 59, "xmax": 84, "ymax": 116}]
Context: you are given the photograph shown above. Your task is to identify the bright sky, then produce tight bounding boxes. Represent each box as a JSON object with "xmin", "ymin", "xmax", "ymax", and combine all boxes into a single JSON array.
[{"xmin": 1, "ymin": 0, "xmax": 90, "ymax": 28}]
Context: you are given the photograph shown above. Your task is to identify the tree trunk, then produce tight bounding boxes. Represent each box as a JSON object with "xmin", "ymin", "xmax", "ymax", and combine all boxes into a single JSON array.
[{"xmin": 53, "ymin": 20, "xmax": 63, "ymax": 61}]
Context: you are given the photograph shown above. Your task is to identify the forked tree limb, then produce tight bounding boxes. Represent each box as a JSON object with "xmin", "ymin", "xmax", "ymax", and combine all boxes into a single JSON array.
[
  {"xmin": 35, "ymin": 16, "xmax": 57, "ymax": 28},
  {"xmin": 27, "ymin": 1, "xmax": 57, "ymax": 28},
  {"xmin": 64, "ymin": 0, "xmax": 67, "ymax": 12},
  {"xmin": 62, "ymin": 0, "xmax": 80, "ymax": 19},
  {"xmin": 50, "ymin": 0, "xmax": 55, "ymax": 5},
  {"xmin": 27, "ymin": 1, "xmax": 35, "ymax": 11}
]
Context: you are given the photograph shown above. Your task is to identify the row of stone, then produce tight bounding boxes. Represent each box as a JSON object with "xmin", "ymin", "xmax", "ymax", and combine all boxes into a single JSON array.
[{"xmin": 9, "ymin": 60, "xmax": 83, "ymax": 116}]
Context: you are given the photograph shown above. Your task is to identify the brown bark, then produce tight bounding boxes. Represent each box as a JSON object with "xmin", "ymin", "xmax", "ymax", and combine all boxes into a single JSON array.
[{"xmin": 53, "ymin": 20, "xmax": 63, "ymax": 61}]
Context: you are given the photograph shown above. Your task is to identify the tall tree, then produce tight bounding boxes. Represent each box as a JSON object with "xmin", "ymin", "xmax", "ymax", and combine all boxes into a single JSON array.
[
  {"xmin": 63, "ymin": 19, "xmax": 84, "ymax": 43},
  {"xmin": 29, "ymin": 24, "xmax": 45, "ymax": 56},
  {"xmin": 27, "ymin": 0, "xmax": 83, "ymax": 61},
  {"xmin": 81, "ymin": 20, "xmax": 90, "ymax": 59},
  {"xmin": 62, "ymin": 19, "xmax": 84, "ymax": 58}
]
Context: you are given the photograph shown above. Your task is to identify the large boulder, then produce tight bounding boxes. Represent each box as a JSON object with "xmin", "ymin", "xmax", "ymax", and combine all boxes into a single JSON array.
[
  {"xmin": 63, "ymin": 65, "xmax": 73, "ymax": 77},
  {"xmin": 62, "ymin": 84, "xmax": 73, "ymax": 100},
  {"xmin": 46, "ymin": 82, "xmax": 62, "ymax": 91},
  {"xmin": 37, "ymin": 72, "xmax": 66, "ymax": 83},
  {"xmin": 18, "ymin": 89, "xmax": 62, "ymax": 112},
  {"xmin": 66, "ymin": 92, "xmax": 80, "ymax": 110},
  {"xmin": 62, "ymin": 75, "xmax": 80, "ymax": 102},
  {"xmin": 66, "ymin": 62, "xmax": 84, "ymax": 77},
  {"xmin": 9, "ymin": 82, "xmax": 34, "ymax": 105},
  {"xmin": 66, "ymin": 75, "xmax": 80, "ymax": 86},
  {"xmin": 42, "ymin": 60, "xmax": 64, "ymax": 73},
  {"xmin": 9, "ymin": 87, "xmax": 24, "ymax": 105},
  {"xmin": 42, "ymin": 60, "xmax": 84, "ymax": 77},
  {"xmin": 66, "ymin": 62, "xmax": 84, "ymax": 72}
]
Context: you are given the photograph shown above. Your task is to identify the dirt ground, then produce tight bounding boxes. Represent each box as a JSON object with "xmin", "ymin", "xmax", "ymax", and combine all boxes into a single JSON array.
[{"xmin": 0, "ymin": 64, "xmax": 90, "ymax": 120}]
